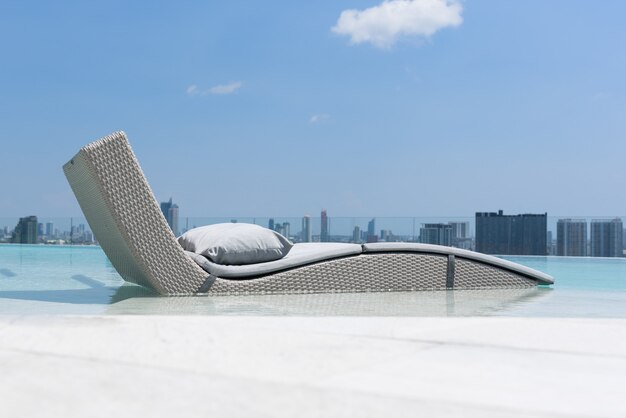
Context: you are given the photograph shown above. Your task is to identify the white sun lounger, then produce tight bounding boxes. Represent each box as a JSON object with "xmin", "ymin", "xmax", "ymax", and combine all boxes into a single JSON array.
[{"xmin": 63, "ymin": 131, "xmax": 554, "ymax": 296}]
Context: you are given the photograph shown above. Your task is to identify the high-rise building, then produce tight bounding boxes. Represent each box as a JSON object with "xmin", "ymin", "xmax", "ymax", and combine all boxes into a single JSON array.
[
  {"xmin": 366, "ymin": 234, "xmax": 378, "ymax": 243},
  {"xmin": 12, "ymin": 216, "xmax": 38, "ymax": 244},
  {"xmin": 367, "ymin": 218, "xmax": 376, "ymax": 240},
  {"xmin": 170, "ymin": 207, "xmax": 179, "ymax": 236},
  {"xmin": 320, "ymin": 210, "xmax": 329, "ymax": 242},
  {"xmin": 268, "ymin": 218, "xmax": 275, "ymax": 231},
  {"xmin": 380, "ymin": 229, "xmax": 394, "ymax": 242},
  {"xmin": 556, "ymin": 219, "xmax": 587, "ymax": 256},
  {"xmin": 449, "ymin": 221, "xmax": 470, "ymax": 248},
  {"xmin": 45, "ymin": 222, "xmax": 54, "ymax": 238},
  {"xmin": 475, "ymin": 210, "xmax": 547, "ymax": 255},
  {"xmin": 547, "ymin": 230, "xmax": 556, "ymax": 255},
  {"xmin": 449, "ymin": 222, "xmax": 469, "ymax": 239},
  {"xmin": 590, "ymin": 218, "xmax": 623, "ymax": 257},
  {"xmin": 352, "ymin": 225, "xmax": 361, "ymax": 243},
  {"xmin": 420, "ymin": 223, "xmax": 452, "ymax": 246},
  {"xmin": 274, "ymin": 222, "xmax": 290, "ymax": 238},
  {"xmin": 160, "ymin": 198, "xmax": 180, "ymax": 236},
  {"xmin": 301, "ymin": 215, "xmax": 311, "ymax": 242}
]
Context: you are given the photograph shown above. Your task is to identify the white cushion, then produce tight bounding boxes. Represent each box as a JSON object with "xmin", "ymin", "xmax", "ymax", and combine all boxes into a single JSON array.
[
  {"xmin": 177, "ymin": 223, "xmax": 293, "ymax": 265},
  {"xmin": 185, "ymin": 243, "xmax": 363, "ymax": 278}
]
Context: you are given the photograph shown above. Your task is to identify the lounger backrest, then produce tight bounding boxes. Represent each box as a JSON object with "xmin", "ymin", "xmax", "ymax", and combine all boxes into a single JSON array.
[{"xmin": 63, "ymin": 131, "xmax": 208, "ymax": 295}]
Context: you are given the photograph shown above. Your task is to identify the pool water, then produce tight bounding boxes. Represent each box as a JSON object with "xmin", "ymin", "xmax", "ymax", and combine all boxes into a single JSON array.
[{"xmin": 1, "ymin": 244, "xmax": 626, "ymax": 317}]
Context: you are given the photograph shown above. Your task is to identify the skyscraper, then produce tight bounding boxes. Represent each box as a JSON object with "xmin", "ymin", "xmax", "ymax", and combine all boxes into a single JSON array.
[
  {"xmin": 160, "ymin": 198, "xmax": 180, "ymax": 236},
  {"xmin": 590, "ymin": 218, "xmax": 623, "ymax": 257},
  {"xmin": 449, "ymin": 221, "xmax": 470, "ymax": 248},
  {"xmin": 268, "ymin": 218, "xmax": 275, "ymax": 231},
  {"xmin": 367, "ymin": 218, "xmax": 376, "ymax": 240},
  {"xmin": 282, "ymin": 222, "xmax": 290, "ymax": 239},
  {"xmin": 12, "ymin": 216, "xmax": 38, "ymax": 244},
  {"xmin": 547, "ymin": 230, "xmax": 555, "ymax": 255},
  {"xmin": 380, "ymin": 229, "xmax": 393, "ymax": 242},
  {"xmin": 449, "ymin": 222, "xmax": 469, "ymax": 240},
  {"xmin": 320, "ymin": 210, "xmax": 329, "ymax": 242},
  {"xmin": 45, "ymin": 222, "xmax": 54, "ymax": 238},
  {"xmin": 352, "ymin": 225, "xmax": 361, "ymax": 243},
  {"xmin": 475, "ymin": 210, "xmax": 547, "ymax": 255},
  {"xmin": 556, "ymin": 219, "xmax": 587, "ymax": 256},
  {"xmin": 301, "ymin": 215, "xmax": 311, "ymax": 242},
  {"xmin": 420, "ymin": 223, "xmax": 452, "ymax": 246}
]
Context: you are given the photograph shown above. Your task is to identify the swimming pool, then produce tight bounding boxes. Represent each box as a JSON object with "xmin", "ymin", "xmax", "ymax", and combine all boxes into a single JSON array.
[{"xmin": 1, "ymin": 244, "xmax": 625, "ymax": 317}]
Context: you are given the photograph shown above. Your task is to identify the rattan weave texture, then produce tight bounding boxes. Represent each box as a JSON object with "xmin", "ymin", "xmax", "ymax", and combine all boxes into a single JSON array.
[
  {"xmin": 454, "ymin": 258, "xmax": 535, "ymax": 289},
  {"xmin": 64, "ymin": 151, "xmax": 151, "ymax": 287},
  {"xmin": 64, "ymin": 132, "xmax": 208, "ymax": 294},
  {"xmin": 206, "ymin": 253, "xmax": 449, "ymax": 295}
]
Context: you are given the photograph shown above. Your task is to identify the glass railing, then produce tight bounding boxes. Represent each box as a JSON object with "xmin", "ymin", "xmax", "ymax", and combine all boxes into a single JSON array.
[{"xmin": 1, "ymin": 215, "xmax": 624, "ymax": 257}]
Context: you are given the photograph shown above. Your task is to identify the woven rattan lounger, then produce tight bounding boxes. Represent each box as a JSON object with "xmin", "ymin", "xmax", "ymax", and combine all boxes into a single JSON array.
[{"xmin": 63, "ymin": 131, "xmax": 554, "ymax": 296}]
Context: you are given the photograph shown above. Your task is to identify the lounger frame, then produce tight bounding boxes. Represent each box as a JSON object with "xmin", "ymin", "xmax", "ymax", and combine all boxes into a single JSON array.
[{"xmin": 64, "ymin": 132, "xmax": 553, "ymax": 296}]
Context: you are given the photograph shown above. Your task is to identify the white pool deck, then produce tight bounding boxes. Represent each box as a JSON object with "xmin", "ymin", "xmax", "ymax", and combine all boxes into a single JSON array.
[{"xmin": 1, "ymin": 315, "xmax": 626, "ymax": 418}]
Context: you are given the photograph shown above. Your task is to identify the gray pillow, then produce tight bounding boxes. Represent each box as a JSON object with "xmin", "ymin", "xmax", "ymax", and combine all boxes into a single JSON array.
[{"xmin": 177, "ymin": 223, "xmax": 293, "ymax": 265}]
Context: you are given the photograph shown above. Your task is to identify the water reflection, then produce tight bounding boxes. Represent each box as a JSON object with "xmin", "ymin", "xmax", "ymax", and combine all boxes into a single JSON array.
[
  {"xmin": 0, "ymin": 274, "xmax": 121, "ymax": 305},
  {"xmin": 71, "ymin": 274, "xmax": 106, "ymax": 288},
  {"xmin": 110, "ymin": 284, "xmax": 157, "ymax": 302},
  {"xmin": 107, "ymin": 287, "xmax": 552, "ymax": 317},
  {"xmin": 0, "ymin": 268, "xmax": 16, "ymax": 277},
  {"xmin": 0, "ymin": 287, "xmax": 117, "ymax": 305},
  {"xmin": 0, "ymin": 280, "xmax": 549, "ymax": 317}
]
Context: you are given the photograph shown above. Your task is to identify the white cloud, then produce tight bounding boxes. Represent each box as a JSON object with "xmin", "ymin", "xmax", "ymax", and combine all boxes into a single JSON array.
[
  {"xmin": 209, "ymin": 81, "xmax": 243, "ymax": 95},
  {"xmin": 309, "ymin": 114, "xmax": 330, "ymax": 124},
  {"xmin": 186, "ymin": 81, "xmax": 243, "ymax": 96},
  {"xmin": 332, "ymin": 0, "xmax": 463, "ymax": 48}
]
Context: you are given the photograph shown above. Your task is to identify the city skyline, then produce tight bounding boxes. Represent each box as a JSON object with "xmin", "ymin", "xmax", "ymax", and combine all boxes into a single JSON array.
[
  {"xmin": 5, "ymin": 207, "xmax": 625, "ymax": 257},
  {"xmin": 1, "ymin": 2, "xmax": 626, "ymax": 217},
  {"xmin": 1, "ymin": 216, "xmax": 94, "ymax": 245},
  {"xmin": 4, "ymin": 210, "xmax": 626, "ymax": 238}
]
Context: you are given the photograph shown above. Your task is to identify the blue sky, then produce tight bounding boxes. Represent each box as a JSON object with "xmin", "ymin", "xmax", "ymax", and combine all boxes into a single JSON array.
[{"xmin": 1, "ymin": 0, "xmax": 625, "ymax": 217}]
